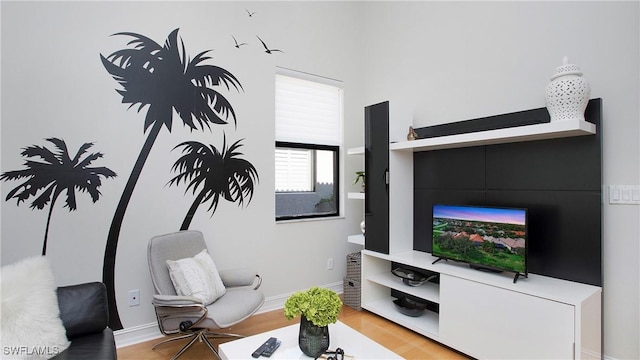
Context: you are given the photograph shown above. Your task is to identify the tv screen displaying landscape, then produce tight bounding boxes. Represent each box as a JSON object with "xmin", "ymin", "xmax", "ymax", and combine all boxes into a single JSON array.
[{"xmin": 432, "ymin": 204, "xmax": 527, "ymax": 274}]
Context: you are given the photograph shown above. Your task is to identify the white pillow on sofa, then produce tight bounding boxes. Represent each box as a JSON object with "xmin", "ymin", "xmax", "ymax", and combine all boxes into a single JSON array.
[
  {"xmin": 166, "ymin": 249, "xmax": 226, "ymax": 305},
  {"xmin": 0, "ymin": 256, "xmax": 70, "ymax": 360}
]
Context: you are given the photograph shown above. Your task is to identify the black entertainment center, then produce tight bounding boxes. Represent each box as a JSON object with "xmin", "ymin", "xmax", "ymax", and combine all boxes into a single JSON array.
[
  {"xmin": 358, "ymin": 100, "xmax": 602, "ymax": 359},
  {"xmin": 412, "ymin": 99, "xmax": 602, "ymax": 287}
]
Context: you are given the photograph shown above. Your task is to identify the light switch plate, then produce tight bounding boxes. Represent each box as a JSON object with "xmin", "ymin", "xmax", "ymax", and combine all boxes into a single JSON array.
[{"xmin": 609, "ymin": 185, "xmax": 640, "ymax": 205}]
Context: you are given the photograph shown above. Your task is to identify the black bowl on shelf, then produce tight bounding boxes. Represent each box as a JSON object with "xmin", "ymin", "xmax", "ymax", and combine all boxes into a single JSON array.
[
  {"xmin": 393, "ymin": 297, "xmax": 427, "ymax": 317},
  {"xmin": 391, "ymin": 267, "xmax": 437, "ymax": 287}
]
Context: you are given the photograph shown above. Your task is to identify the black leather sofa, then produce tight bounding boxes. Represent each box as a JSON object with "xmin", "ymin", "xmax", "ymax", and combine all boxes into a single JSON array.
[{"xmin": 52, "ymin": 282, "xmax": 117, "ymax": 360}]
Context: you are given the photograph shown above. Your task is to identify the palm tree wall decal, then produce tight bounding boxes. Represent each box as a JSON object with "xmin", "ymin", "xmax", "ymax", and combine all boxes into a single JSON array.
[
  {"xmin": 0, "ymin": 138, "xmax": 117, "ymax": 255},
  {"xmin": 101, "ymin": 28, "xmax": 243, "ymax": 329},
  {"xmin": 169, "ymin": 138, "xmax": 259, "ymax": 230}
]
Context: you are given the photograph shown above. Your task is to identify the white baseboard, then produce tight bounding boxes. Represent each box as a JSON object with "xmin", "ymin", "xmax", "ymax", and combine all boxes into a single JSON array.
[
  {"xmin": 114, "ymin": 281, "xmax": 343, "ymax": 348},
  {"xmin": 114, "ymin": 323, "xmax": 162, "ymax": 348}
]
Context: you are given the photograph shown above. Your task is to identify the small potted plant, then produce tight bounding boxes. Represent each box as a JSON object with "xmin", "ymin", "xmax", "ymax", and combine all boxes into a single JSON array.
[
  {"xmin": 353, "ymin": 171, "xmax": 365, "ymax": 192},
  {"xmin": 284, "ymin": 287, "xmax": 342, "ymax": 357}
]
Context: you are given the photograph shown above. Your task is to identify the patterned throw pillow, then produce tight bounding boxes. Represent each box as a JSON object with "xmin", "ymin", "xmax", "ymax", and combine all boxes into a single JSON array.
[{"xmin": 166, "ymin": 249, "xmax": 226, "ymax": 305}]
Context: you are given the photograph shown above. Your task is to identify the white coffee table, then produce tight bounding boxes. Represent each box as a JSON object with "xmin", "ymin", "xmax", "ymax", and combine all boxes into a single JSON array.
[{"xmin": 219, "ymin": 320, "xmax": 403, "ymax": 359}]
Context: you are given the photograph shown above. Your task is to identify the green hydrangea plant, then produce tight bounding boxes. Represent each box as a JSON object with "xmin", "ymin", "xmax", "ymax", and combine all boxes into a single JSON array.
[{"xmin": 284, "ymin": 287, "xmax": 343, "ymax": 327}]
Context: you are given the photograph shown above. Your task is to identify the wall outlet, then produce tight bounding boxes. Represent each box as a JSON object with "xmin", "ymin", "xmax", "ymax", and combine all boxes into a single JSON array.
[
  {"xmin": 129, "ymin": 289, "xmax": 140, "ymax": 307},
  {"xmin": 327, "ymin": 258, "xmax": 334, "ymax": 270}
]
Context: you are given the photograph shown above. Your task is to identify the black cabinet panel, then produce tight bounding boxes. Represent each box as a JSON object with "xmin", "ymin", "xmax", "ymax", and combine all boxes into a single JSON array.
[
  {"xmin": 487, "ymin": 190, "xmax": 602, "ymax": 286},
  {"xmin": 414, "ymin": 147, "xmax": 486, "ymax": 190},
  {"xmin": 486, "ymin": 135, "xmax": 601, "ymax": 191},
  {"xmin": 486, "ymin": 100, "xmax": 602, "ymax": 192},
  {"xmin": 365, "ymin": 102, "xmax": 390, "ymax": 254}
]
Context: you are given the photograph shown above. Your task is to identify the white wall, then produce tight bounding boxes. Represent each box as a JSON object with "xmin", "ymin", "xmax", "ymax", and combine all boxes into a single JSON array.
[
  {"xmin": 359, "ymin": 2, "xmax": 639, "ymax": 359},
  {"xmin": 1, "ymin": 0, "xmax": 365, "ymax": 331},
  {"xmin": 1, "ymin": 2, "xmax": 638, "ymax": 359}
]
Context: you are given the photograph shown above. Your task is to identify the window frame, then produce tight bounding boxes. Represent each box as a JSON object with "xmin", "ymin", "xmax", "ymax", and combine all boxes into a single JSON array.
[
  {"xmin": 274, "ymin": 68, "xmax": 344, "ymax": 222},
  {"xmin": 275, "ymin": 141, "xmax": 340, "ymax": 221}
]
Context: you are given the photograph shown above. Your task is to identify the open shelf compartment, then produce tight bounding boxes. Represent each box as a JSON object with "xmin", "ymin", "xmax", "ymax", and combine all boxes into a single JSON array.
[
  {"xmin": 362, "ymin": 297, "xmax": 439, "ymax": 338},
  {"xmin": 367, "ymin": 272, "xmax": 439, "ymax": 303}
]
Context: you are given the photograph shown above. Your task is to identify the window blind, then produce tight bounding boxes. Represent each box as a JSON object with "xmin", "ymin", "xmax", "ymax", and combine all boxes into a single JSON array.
[
  {"xmin": 275, "ymin": 73, "xmax": 342, "ymax": 145},
  {"xmin": 275, "ymin": 147, "xmax": 313, "ymax": 192}
]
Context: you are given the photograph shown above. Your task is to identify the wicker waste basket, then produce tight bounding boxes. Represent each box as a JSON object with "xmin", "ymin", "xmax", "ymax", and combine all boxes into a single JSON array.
[
  {"xmin": 343, "ymin": 252, "xmax": 362, "ymax": 310},
  {"xmin": 343, "ymin": 277, "xmax": 361, "ymax": 311},
  {"xmin": 346, "ymin": 252, "xmax": 361, "ymax": 280}
]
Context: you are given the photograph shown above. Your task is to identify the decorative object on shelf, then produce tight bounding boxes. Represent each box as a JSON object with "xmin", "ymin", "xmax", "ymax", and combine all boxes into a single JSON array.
[
  {"xmin": 407, "ymin": 126, "xmax": 419, "ymax": 141},
  {"xmin": 393, "ymin": 297, "xmax": 428, "ymax": 317},
  {"xmin": 353, "ymin": 171, "xmax": 365, "ymax": 192},
  {"xmin": 545, "ymin": 56, "xmax": 591, "ymax": 122},
  {"xmin": 284, "ymin": 287, "xmax": 342, "ymax": 357},
  {"xmin": 360, "ymin": 220, "xmax": 365, "ymax": 234},
  {"xmin": 391, "ymin": 267, "xmax": 438, "ymax": 287}
]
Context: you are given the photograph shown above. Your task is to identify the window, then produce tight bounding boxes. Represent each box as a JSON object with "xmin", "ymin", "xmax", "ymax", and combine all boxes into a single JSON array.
[{"xmin": 275, "ymin": 70, "xmax": 343, "ymax": 220}]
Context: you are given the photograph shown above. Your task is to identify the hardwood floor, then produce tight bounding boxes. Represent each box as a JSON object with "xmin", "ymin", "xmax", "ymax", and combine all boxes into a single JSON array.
[{"xmin": 117, "ymin": 305, "xmax": 470, "ymax": 359}]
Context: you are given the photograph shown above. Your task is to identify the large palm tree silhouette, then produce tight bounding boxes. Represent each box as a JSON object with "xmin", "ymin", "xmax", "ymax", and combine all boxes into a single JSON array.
[
  {"xmin": 0, "ymin": 138, "xmax": 116, "ymax": 255},
  {"xmin": 101, "ymin": 28, "xmax": 242, "ymax": 329},
  {"xmin": 169, "ymin": 138, "xmax": 258, "ymax": 230}
]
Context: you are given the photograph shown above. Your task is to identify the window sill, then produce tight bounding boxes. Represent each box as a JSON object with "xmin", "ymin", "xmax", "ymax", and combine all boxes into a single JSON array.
[{"xmin": 276, "ymin": 215, "xmax": 345, "ymax": 224}]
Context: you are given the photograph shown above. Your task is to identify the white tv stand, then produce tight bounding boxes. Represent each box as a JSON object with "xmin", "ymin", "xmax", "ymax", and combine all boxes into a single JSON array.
[
  {"xmin": 354, "ymin": 101, "xmax": 602, "ymax": 359},
  {"xmin": 361, "ymin": 249, "xmax": 602, "ymax": 359}
]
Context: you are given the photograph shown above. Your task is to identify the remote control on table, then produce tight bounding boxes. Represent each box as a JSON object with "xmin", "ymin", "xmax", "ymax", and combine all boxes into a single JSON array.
[
  {"xmin": 251, "ymin": 337, "xmax": 278, "ymax": 358},
  {"xmin": 260, "ymin": 339, "xmax": 281, "ymax": 357}
]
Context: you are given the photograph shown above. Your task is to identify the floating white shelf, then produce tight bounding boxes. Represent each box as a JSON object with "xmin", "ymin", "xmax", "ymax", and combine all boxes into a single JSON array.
[
  {"xmin": 347, "ymin": 234, "xmax": 364, "ymax": 245},
  {"xmin": 347, "ymin": 147, "xmax": 365, "ymax": 245},
  {"xmin": 347, "ymin": 146, "xmax": 365, "ymax": 155},
  {"xmin": 389, "ymin": 119, "xmax": 596, "ymax": 152},
  {"xmin": 348, "ymin": 192, "xmax": 365, "ymax": 199}
]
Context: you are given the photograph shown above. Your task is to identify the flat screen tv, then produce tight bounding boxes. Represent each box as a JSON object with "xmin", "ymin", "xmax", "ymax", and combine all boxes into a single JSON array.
[{"xmin": 432, "ymin": 204, "xmax": 528, "ymax": 283}]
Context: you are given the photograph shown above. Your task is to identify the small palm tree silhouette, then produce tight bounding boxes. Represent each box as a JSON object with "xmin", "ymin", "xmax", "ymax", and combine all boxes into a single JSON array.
[
  {"xmin": 0, "ymin": 138, "xmax": 116, "ymax": 255},
  {"xmin": 101, "ymin": 28, "xmax": 242, "ymax": 329},
  {"xmin": 169, "ymin": 138, "xmax": 259, "ymax": 230}
]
